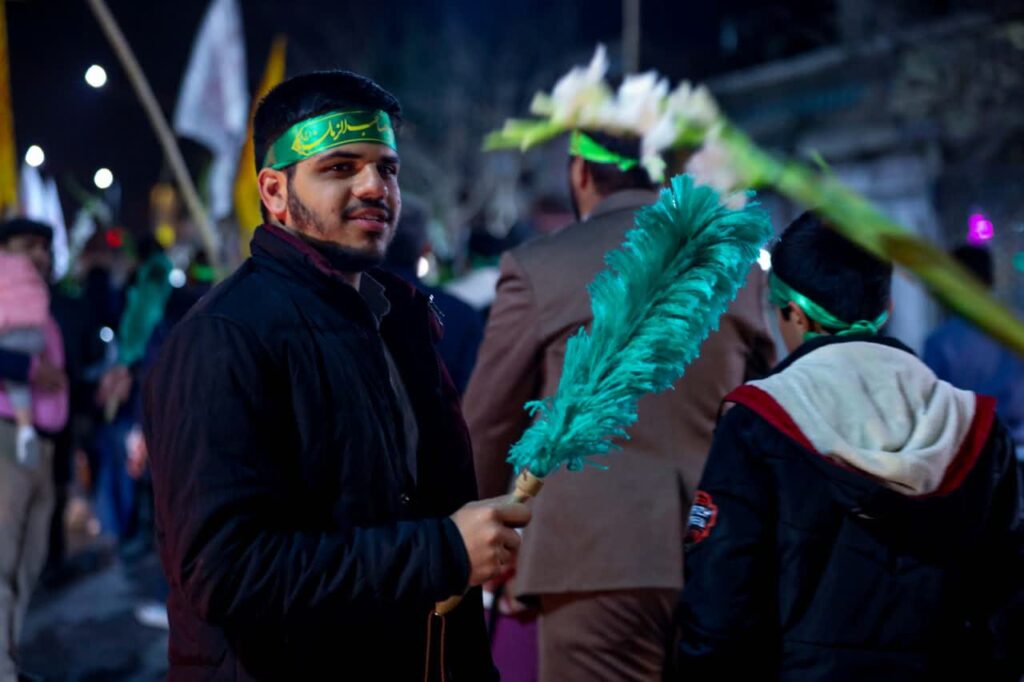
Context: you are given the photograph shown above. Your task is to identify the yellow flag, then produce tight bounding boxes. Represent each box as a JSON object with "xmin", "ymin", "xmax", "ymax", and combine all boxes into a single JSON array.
[
  {"xmin": 0, "ymin": 0, "xmax": 18, "ymax": 214},
  {"xmin": 234, "ymin": 35, "xmax": 286, "ymax": 257}
]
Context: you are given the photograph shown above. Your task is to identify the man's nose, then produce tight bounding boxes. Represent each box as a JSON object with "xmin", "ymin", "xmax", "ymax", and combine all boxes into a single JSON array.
[{"xmin": 352, "ymin": 164, "xmax": 387, "ymax": 200}]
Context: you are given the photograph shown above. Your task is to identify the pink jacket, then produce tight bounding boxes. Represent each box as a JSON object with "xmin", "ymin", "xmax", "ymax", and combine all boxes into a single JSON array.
[
  {"xmin": 0, "ymin": 252, "xmax": 49, "ymax": 331},
  {"xmin": 0, "ymin": 315, "xmax": 69, "ymax": 432}
]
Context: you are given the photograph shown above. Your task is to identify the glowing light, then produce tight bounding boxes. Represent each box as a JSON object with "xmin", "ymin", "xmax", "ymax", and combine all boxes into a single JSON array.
[
  {"xmin": 155, "ymin": 223, "xmax": 176, "ymax": 248},
  {"xmin": 967, "ymin": 213, "xmax": 994, "ymax": 245},
  {"xmin": 85, "ymin": 65, "xmax": 107, "ymax": 88},
  {"xmin": 168, "ymin": 268, "xmax": 187, "ymax": 288},
  {"xmin": 94, "ymin": 168, "xmax": 114, "ymax": 189},
  {"xmin": 105, "ymin": 227, "xmax": 124, "ymax": 248},
  {"xmin": 417, "ymin": 255, "xmax": 431, "ymax": 279},
  {"xmin": 757, "ymin": 248, "xmax": 772, "ymax": 272},
  {"xmin": 99, "ymin": 326, "xmax": 115, "ymax": 343},
  {"xmin": 24, "ymin": 145, "xmax": 45, "ymax": 167}
]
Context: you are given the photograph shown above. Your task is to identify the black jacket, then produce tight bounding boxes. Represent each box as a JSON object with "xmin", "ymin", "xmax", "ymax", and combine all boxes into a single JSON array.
[
  {"xmin": 677, "ymin": 335, "xmax": 1023, "ymax": 681},
  {"xmin": 143, "ymin": 225, "xmax": 494, "ymax": 681}
]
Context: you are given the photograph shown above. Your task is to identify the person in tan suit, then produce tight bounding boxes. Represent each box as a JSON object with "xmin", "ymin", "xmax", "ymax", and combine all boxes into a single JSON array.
[{"xmin": 464, "ymin": 130, "xmax": 776, "ymax": 681}]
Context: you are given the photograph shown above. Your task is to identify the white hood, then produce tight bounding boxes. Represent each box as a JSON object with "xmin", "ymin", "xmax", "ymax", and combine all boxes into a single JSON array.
[{"xmin": 749, "ymin": 342, "xmax": 977, "ymax": 496}]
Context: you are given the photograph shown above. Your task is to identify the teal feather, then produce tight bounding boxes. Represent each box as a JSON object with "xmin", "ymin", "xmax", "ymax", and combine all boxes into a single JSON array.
[{"xmin": 507, "ymin": 174, "xmax": 772, "ymax": 477}]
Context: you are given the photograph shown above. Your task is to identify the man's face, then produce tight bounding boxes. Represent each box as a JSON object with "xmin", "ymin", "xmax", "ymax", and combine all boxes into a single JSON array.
[
  {"xmin": 274, "ymin": 142, "xmax": 401, "ymax": 269},
  {"xmin": 1, "ymin": 234, "xmax": 52, "ymax": 280}
]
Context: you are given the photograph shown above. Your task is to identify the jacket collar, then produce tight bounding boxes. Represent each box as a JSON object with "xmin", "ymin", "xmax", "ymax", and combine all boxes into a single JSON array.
[
  {"xmin": 250, "ymin": 223, "xmax": 420, "ymax": 326},
  {"xmin": 587, "ymin": 189, "xmax": 659, "ymax": 221},
  {"xmin": 770, "ymin": 333, "xmax": 914, "ymax": 377}
]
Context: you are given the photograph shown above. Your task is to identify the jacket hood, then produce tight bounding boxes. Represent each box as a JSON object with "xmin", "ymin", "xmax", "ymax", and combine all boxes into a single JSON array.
[{"xmin": 730, "ymin": 337, "xmax": 995, "ymax": 497}]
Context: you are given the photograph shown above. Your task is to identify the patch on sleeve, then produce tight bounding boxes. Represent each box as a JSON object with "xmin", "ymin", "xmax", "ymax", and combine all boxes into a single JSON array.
[{"xmin": 685, "ymin": 491, "xmax": 718, "ymax": 545}]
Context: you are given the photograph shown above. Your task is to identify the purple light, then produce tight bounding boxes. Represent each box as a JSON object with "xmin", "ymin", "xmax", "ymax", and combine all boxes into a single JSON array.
[{"xmin": 967, "ymin": 213, "xmax": 994, "ymax": 245}]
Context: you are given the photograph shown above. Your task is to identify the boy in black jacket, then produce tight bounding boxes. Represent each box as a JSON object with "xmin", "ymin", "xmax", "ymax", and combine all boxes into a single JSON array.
[{"xmin": 676, "ymin": 212, "xmax": 1023, "ymax": 681}]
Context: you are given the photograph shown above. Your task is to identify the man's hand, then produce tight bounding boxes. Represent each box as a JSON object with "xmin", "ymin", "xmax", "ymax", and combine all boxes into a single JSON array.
[
  {"xmin": 450, "ymin": 497, "xmax": 531, "ymax": 587},
  {"xmin": 31, "ymin": 358, "xmax": 67, "ymax": 392}
]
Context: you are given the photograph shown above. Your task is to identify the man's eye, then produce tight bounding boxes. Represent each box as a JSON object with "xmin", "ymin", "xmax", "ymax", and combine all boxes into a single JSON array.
[
  {"xmin": 379, "ymin": 165, "xmax": 397, "ymax": 178},
  {"xmin": 328, "ymin": 163, "xmax": 354, "ymax": 173}
]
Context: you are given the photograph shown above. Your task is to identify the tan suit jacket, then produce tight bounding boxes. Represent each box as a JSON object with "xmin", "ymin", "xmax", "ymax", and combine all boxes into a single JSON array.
[{"xmin": 464, "ymin": 189, "xmax": 775, "ymax": 596}]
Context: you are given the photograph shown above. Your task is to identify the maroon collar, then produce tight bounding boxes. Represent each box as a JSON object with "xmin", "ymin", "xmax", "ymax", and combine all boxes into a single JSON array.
[{"xmin": 261, "ymin": 223, "xmax": 346, "ymax": 282}]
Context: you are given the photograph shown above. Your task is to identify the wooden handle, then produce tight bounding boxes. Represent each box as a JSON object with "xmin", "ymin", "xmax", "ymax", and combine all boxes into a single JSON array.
[{"xmin": 434, "ymin": 470, "xmax": 543, "ymax": 616}]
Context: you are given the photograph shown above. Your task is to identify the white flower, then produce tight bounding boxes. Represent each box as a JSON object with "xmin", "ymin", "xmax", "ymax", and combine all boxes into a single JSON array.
[
  {"xmin": 685, "ymin": 136, "xmax": 747, "ymax": 208},
  {"xmin": 664, "ymin": 81, "xmax": 720, "ymax": 129},
  {"xmin": 609, "ymin": 71, "xmax": 670, "ymax": 133},
  {"xmin": 532, "ymin": 45, "xmax": 613, "ymax": 126}
]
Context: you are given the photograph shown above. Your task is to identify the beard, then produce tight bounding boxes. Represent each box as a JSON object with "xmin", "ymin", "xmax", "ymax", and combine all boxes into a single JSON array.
[{"xmin": 287, "ymin": 178, "xmax": 388, "ymax": 273}]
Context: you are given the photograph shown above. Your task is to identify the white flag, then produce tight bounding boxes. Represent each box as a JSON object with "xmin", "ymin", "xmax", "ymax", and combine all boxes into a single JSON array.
[
  {"xmin": 44, "ymin": 178, "xmax": 69, "ymax": 280},
  {"xmin": 18, "ymin": 163, "xmax": 70, "ymax": 280},
  {"xmin": 173, "ymin": 0, "xmax": 248, "ymax": 219}
]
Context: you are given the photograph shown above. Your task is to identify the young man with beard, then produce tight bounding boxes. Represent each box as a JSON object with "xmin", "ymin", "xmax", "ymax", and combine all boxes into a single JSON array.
[{"xmin": 144, "ymin": 71, "xmax": 529, "ymax": 681}]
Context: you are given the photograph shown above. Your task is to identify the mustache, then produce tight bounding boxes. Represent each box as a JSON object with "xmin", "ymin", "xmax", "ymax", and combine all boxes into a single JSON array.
[{"xmin": 342, "ymin": 200, "xmax": 393, "ymax": 222}]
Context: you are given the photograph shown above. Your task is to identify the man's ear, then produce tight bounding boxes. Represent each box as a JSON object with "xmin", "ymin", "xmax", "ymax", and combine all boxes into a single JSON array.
[
  {"xmin": 787, "ymin": 302, "xmax": 816, "ymax": 334},
  {"xmin": 257, "ymin": 168, "xmax": 289, "ymax": 223},
  {"xmin": 569, "ymin": 156, "xmax": 589, "ymax": 194}
]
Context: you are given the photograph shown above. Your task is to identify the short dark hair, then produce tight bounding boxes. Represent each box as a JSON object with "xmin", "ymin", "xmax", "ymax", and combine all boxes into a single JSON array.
[
  {"xmin": 772, "ymin": 211, "xmax": 892, "ymax": 329},
  {"xmin": 384, "ymin": 196, "xmax": 428, "ymax": 271},
  {"xmin": 253, "ymin": 71, "xmax": 402, "ymax": 221},
  {"xmin": 951, "ymin": 244, "xmax": 993, "ymax": 288},
  {"xmin": 0, "ymin": 218, "xmax": 53, "ymax": 246},
  {"xmin": 574, "ymin": 130, "xmax": 656, "ymax": 195}
]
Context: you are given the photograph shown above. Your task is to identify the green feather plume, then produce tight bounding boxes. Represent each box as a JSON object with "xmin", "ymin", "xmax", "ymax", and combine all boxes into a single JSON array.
[{"xmin": 507, "ymin": 174, "xmax": 772, "ymax": 477}]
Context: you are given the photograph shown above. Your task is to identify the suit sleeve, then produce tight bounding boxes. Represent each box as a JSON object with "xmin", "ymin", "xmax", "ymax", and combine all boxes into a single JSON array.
[
  {"xmin": 463, "ymin": 252, "xmax": 543, "ymax": 498},
  {"xmin": 677, "ymin": 406, "xmax": 777, "ymax": 676},
  {"xmin": 143, "ymin": 315, "xmax": 470, "ymax": 628}
]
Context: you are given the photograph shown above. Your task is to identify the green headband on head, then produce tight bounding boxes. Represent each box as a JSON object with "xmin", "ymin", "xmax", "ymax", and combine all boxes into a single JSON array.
[
  {"xmin": 769, "ymin": 272, "xmax": 889, "ymax": 339},
  {"xmin": 569, "ymin": 130, "xmax": 639, "ymax": 172},
  {"xmin": 263, "ymin": 109, "xmax": 397, "ymax": 170}
]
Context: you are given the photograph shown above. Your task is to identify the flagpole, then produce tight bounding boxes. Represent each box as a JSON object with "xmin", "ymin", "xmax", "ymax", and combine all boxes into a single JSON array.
[{"xmin": 84, "ymin": 0, "xmax": 220, "ymax": 268}]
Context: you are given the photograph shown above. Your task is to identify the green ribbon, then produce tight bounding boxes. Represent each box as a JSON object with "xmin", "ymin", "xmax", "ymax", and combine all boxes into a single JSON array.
[
  {"xmin": 569, "ymin": 130, "xmax": 639, "ymax": 172},
  {"xmin": 189, "ymin": 263, "xmax": 217, "ymax": 283},
  {"xmin": 263, "ymin": 109, "xmax": 397, "ymax": 170},
  {"xmin": 769, "ymin": 272, "xmax": 889, "ymax": 339}
]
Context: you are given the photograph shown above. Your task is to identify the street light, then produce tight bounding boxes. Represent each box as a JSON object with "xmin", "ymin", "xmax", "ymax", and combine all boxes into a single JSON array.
[
  {"xmin": 94, "ymin": 168, "xmax": 114, "ymax": 189},
  {"xmin": 24, "ymin": 145, "xmax": 45, "ymax": 167},
  {"xmin": 85, "ymin": 64, "xmax": 107, "ymax": 88}
]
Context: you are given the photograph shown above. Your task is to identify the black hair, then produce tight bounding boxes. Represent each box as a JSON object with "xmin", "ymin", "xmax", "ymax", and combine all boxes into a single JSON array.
[
  {"xmin": 772, "ymin": 211, "xmax": 892, "ymax": 329},
  {"xmin": 253, "ymin": 70, "xmax": 402, "ymax": 221},
  {"xmin": 951, "ymin": 244, "xmax": 993, "ymax": 288},
  {"xmin": 574, "ymin": 130, "xmax": 656, "ymax": 195},
  {"xmin": 0, "ymin": 217, "xmax": 52, "ymax": 245},
  {"xmin": 384, "ymin": 196, "xmax": 428, "ymax": 272}
]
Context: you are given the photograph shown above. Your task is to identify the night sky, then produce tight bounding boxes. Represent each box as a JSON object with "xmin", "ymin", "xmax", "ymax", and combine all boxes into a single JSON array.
[{"xmin": 6, "ymin": 0, "xmax": 840, "ymax": 229}]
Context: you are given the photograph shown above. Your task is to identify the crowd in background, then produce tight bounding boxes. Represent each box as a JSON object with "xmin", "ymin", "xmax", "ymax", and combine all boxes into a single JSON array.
[{"xmin": 0, "ymin": 191, "xmax": 1022, "ymax": 678}]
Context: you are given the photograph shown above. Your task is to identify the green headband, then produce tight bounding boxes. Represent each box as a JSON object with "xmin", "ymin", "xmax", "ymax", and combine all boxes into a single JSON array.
[
  {"xmin": 769, "ymin": 272, "xmax": 889, "ymax": 338},
  {"xmin": 263, "ymin": 109, "xmax": 397, "ymax": 170},
  {"xmin": 569, "ymin": 130, "xmax": 639, "ymax": 172}
]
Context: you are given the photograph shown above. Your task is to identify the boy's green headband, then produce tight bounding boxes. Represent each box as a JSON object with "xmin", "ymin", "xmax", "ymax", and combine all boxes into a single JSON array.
[
  {"xmin": 769, "ymin": 272, "xmax": 889, "ymax": 337},
  {"xmin": 569, "ymin": 130, "xmax": 639, "ymax": 172},
  {"xmin": 263, "ymin": 109, "xmax": 397, "ymax": 170}
]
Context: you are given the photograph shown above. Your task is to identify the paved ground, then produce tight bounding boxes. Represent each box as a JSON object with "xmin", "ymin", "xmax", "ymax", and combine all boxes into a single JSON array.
[{"xmin": 19, "ymin": 545, "xmax": 168, "ymax": 682}]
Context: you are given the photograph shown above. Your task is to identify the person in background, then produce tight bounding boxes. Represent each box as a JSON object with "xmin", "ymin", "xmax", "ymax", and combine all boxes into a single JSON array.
[
  {"xmin": 0, "ymin": 221, "xmax": 52, "ymax": 467},
  {"xmin": 466, "ymin": 129, "xmax": 774, "ymax": 681},
  {"xmin": 677, "ymin": 213, "xmax": 1023, "ymax": 681},
  {"xmin": 383, "ymin": 196, "xmax": 484, "ymax": 394},
  {"xmin": 924, "ymin": 245, "xmax": 1024, "ymax": 459},
  {"xmin": 0, "ymin": 218, "xmax": 69, "ymax": 680}
]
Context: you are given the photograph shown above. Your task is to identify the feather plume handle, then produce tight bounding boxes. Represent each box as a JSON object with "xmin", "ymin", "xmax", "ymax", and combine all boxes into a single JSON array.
[{"xmin": 507, "ymin": 173, "xmax": 772, "ymax": 477}]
